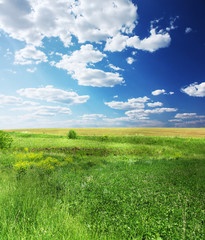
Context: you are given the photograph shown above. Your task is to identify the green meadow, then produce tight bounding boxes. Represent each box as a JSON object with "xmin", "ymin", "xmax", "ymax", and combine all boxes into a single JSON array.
[{"xmin": 0, "ymin": 130, "xmax": 204, "ymax": 239}]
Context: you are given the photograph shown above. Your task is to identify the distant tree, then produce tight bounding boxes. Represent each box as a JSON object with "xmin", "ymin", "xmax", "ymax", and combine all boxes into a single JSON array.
[{"xmin": 67, "ymin": 130, "xmax": 77, "ymax": 139}]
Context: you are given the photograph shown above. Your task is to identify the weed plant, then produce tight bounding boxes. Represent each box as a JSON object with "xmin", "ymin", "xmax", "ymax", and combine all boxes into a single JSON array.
[{"xmin": 0, "ymin": 131, "xmax": 13, "ymax": 149}]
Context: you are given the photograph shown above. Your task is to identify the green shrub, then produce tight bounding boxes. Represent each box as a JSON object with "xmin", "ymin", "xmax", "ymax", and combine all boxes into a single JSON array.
[
  {"xmin": 0, "ymin": 131, "xmax": 13, "ymax": 149},
  {"xmin": 101, "ymin": 135, "xmax": 109, "ymax": 141},
  {"xmin": 67, "ymin": 130, "xmax": 77, "ymax": 139}
]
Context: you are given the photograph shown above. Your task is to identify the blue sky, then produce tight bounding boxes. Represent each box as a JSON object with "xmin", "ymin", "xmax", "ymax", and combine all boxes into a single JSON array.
[{"xmin": 0, "ymin": 0, "xmax": 204, "ymax": 129}]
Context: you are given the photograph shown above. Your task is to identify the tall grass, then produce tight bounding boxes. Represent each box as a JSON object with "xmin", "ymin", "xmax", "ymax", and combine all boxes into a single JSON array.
[{"xmin": 0, "ymin": 132, "xmax": 204, "ymax": 239}]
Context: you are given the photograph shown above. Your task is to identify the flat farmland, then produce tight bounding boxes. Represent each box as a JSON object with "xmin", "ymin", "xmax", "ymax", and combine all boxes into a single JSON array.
[{"xmin": 6, "ymin": 127, "xmax": 205, "ymax": 137}]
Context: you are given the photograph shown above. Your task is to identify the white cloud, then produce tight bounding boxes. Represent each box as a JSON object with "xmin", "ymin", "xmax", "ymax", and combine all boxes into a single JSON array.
[
  {"xmin": 14, "ymin": 45, "xmax": 47, "ymax": 65},
  {"xmin": 151, "ymin": 89, "xmax": 174, "ymax": 96},
  {"xmin": 109, "ymin": 64, "xmax": 123, "ymax": 71},
  {"xmin": 0, "ymin": 94, "xmax": 41, "ymax": 106},
  {"xmin": 181, "ymin": 82, "xmax": 205, "ymax": 97},
  {"xmin": 103, "ymin": 117, "xmax": 163, "ymax": 127},
  {"xmin": 81, "ymin": 114, "xmax": 106, "ymax": 120},
  {"xmin": 12, "ymin": 105, "xmax": 72, "ymax": 116},
  {"xmin": 152, "ymin": 89, "xmax": 166, "ymax": 96},
  {"xmin": 125, "ymin": 107, "xmax": 177, "ymax": 118},
  {"xmin": 22, "ymin": 101, "xmax": 39, "ymax": 106},
  {"xmin": 126, "ymin": 57, "xmax": 134, "ymax": 64},
  {"xmin": 4, "ymin": 48, "xmax": 12, "ymax": 57},
  {"xmin": 72, "ymin": 68, "xmax": 124, "ymax": 87},
  {"xmin": 113, "ymin": 95, "xmax": 118, "ymax": 99},
  {"xmin": 169, "ymin": 119, "xmax": 182, "ymax": 122},
  {"xmin": 145, "ymin": 107, "xmax": 177, "ymax": 114},
  {"xmin": 105, "ymin": 97, "xmax": 150, "ymax": 110},
  {"xmin": 166, "ymin": 16, "xmax": 179, "ymax": 31},
  {"xmin": 17, "ymin": 85, "xmax": 89, "ymax": 105},
  {"xmin": 104, "ymin": 33, "xmax": 128, "ymax": 52},
  {"xmin": 169, "ymin": 113, "xmax": 205, "ymax": 127},
  {"xmin": 0, "ymin": 94, "xmax": 22, "ymax": 105},
  {"xmin": 173, "ymin": 119, "xmax": 205, "ymax": 128},
  {"xmin": 55, "ymin": 44, "xmax": 124, "ymax": 87},
  {"xmin": 185, "ymin": 27, "xmax": 192, "ymax": 34},
  {"xmin": 174, "ymin": 113, "xmax": 205, "ymax": 119},
  {"xmin": 70, "ymin": 0, "xmax": 137, "ymax": 43},
  {"xmin": 0, "ymin": 0, "xmax": 137, "ymax": 47},
  {"xmin": 127, "ymin": 28, "xmax": 171, "ymax": 52},
  {"xmin": 124, "ymin": 109, "xmax": 148, "ymax": 119},
  {"xmin": 147, "ymin": 102, "xmax": 163, "ymax": 107},
  {"xmin": 26, "ymin": 67, "xmax": 37, "ymax": 73},
  {"xmin": 56, "ymin": 44, "xmax": 106, "ymax": 71},
  {"xmin": 105, "ymin": 27, "xmax": 171, "ymax": 53}
]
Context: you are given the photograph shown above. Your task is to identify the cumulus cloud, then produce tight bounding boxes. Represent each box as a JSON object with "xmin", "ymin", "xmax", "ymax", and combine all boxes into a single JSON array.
[
  {"xmin": 21, "ymin": 101, "xmax": 39, "ymax": 106},
  {"xmin": 103, "ymin": 117, "xmax": 163, "ymax": 127},
  {"xmin": 108, "ymin": 64, "xmax": 123, "ymax": 71},
  {"xmin": 152, "ymin": 89, "xmax": 166, "ymax": 96},
  {"xmin": 145, "ymin": 107, "xmax": 177, "ymax": 114},
  {"xmin": 0, "ymin": 94, "xmax": 22, "ymax": 105},
  {"xmin": 4, "ymin": 48, "xmax": 12, "ymax": 57},
  {"xmin": 72, "ymin": 68, "xmax": 124, "ymax": 87},
  {"xmin": 81, "ymin": 114, "xmax": 106, "ymax": 120},
  {"xmin": 174, "ymin": 113, "xmax": 205, "ymax": 119},
  {"xmin": 147, "ymin": 102, "xmax": 163, "ymax": 107},
  {"xmin": 166, "ymin": 16, "xmax": 179, "ymax": 31},
  {"xmin": 174, "ymin": 119, "xmax": 205, "ymax": 128},
  {"xmin": 12, "ymin": 105, "xmax": 72, "ymax": 116},
  {"xmin": 0, "ymin": 0, "xmax": 137, "ymax": 47},
  {"xmin": 181, "ymin": 82, "xmax": 205, "ymax": 97},
  {"xmin": 185, "ymin": 27, "xmax": 192, "ymax": 34},
  {"xmin": 105, "ymin": 97, "xmax": 150, "ymax": 110},
  {"xmin": 105, "ymin": 27, "xmax": 171, "ymax": 53},
  {"xmin": 55, "ymin": 44, "xmax": 124, "ymax": 87},
  {"xmin": 169, "ymin": 119, "xmax": 182, "ymax": 122},
  {"xmin": 0, "ymin": 93, "xmax": 56, "ymax": 107},
  {"xmin": 151, "ymin": 89, "xmax": 174, "ymax": 96},
  {"xmin": 125, "ymin": 107, "xmax": 177, "ymax": 118},
  {"xmin": 14, "ymin": 45, "xmax": 47, "ymax": 65},
  {"xmin": 126, "ymin": 57, "xmax": 135, "ymax": 64},
  {"xmin": 104, "ymin": 33, "xmax": 129, "ymax": 52},
  {"xmin": 70, "ymin": 0, "xmax": 137, "ymax": 43},
  {"xmin": 0, "ymin": 0, "xmax": 176, "ymax": 91},
  {"xmin": 17, "ymin": 85, "xmax": 89, "ymax": 105},
  {"xmin": 127, "ymin": 28, "xmax": 171, "ymax": 52},
  {"xmin": 26, "ymin": 67, "xmax": 37, "ymax": 73},
  {"xmin": 0, "ymin": 94, "xmax": 50, "ymax": 106},
  {"xmin": 169, "ymin": 113, "xmax": 205, "ymax": 126}
]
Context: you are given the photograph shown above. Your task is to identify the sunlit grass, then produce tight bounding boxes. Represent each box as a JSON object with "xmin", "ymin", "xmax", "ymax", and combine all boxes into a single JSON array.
[{"xmin": 0, "ymin": 131, "xmax": 204, "ymax": 239}]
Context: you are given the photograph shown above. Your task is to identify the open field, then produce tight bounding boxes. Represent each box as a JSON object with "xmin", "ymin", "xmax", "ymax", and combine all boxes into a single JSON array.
[
  {"xmin": 0, "ymin": 130, "xmax": 205, "ymax": 239},
  {"xmin": 5, "ymin": 127, "xmax": 205, "ymax": 138}
]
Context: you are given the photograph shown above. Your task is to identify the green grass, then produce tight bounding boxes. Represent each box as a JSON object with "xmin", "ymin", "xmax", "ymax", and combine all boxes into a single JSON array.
[{"xmin": 0, "ymin": 131, "xmax": 204, "ymax": 239}]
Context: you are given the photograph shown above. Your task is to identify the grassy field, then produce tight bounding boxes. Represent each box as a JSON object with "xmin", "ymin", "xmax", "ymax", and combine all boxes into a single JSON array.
[
  {"xmin": 0, "ymin": 130, "xmax": 204, "ymax": 239},
  {"xmin": 5, "ymin": 127, "xmax": 205, "ymax": 137}
]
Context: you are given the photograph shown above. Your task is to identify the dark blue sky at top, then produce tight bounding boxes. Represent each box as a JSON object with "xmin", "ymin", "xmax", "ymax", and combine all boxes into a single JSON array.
[{"xmin": 123, "ymin": 0, "xmax": 205, "ymax": 116}]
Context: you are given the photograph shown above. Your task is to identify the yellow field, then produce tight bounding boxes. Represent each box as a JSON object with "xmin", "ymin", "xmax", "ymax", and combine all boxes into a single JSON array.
[{"xmin": 5, "ymin": 127, "xmax": 205, "ymax": 138}]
